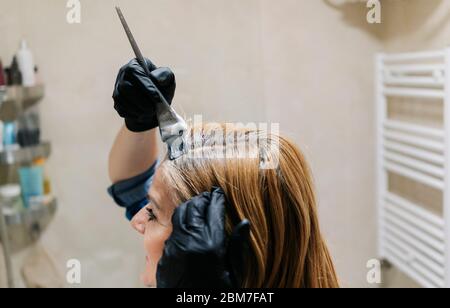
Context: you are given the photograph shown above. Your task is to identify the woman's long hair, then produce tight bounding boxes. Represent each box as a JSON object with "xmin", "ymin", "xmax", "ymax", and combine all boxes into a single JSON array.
[{"xmin": 160, "ymin": 123, "xmax": 339, "ymax": 288}]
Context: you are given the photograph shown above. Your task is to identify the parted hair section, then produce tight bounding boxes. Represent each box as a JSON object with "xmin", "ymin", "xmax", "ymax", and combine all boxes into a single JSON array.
[{"xmin": 160, "ymin": 123, "xmax": 339, "ymax": 288}]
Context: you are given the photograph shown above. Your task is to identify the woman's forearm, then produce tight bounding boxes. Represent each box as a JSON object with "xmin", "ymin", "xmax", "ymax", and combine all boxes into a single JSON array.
[{"xmin": 109, "ymin": 125, "xmax": 159, "ymax": 184}]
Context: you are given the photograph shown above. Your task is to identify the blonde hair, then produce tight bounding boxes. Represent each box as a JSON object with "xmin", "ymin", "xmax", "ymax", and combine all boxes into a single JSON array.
[{"xmin": 160, "ymin": 123, "xmax": 339, "ymax": 288}]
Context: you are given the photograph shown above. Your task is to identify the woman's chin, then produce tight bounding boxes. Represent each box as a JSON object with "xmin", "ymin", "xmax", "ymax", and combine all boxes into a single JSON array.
[{"xmin": 141, "ymin": 272, "xmax": 156, "ymax": 288}]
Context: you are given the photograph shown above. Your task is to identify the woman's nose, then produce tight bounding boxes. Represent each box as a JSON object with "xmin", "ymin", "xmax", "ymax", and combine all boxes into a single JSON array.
[{"xmin": 131, "ymin": 206, "xmax": 148, "ymax": 234}]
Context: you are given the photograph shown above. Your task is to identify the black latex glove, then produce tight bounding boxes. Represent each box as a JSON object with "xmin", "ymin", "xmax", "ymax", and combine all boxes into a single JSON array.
[
  {"xmin": 113, "ymin": 58, "xmax": 176, "ymax": 132},
  {"xmin": 156, "ymin": 187, "xmax": 251, "ymax": 288}
]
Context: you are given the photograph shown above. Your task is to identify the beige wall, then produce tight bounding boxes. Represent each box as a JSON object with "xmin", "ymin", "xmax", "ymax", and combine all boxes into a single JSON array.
[
  {"xmin": 382, "ymin": 0, "xmax": 450, "ymax": 52},
  {"xmin": 1, "ymin": 0, "xmax": 271, "ymax": 288},
  {"xmin": 0, "ymin": 0, "xmax": 440, "ymax": 288},
  {"xmin": 259, "ymin": 0, "xmax": 383, "ymax": 287}
]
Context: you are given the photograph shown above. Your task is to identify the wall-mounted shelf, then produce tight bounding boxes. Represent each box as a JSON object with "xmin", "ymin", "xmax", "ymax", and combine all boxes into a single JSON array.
[
  {"xmin": 0, "ymin": 142, "xmax": 51, "ymax": 165},
  {"xmin": 0, "ymin": 83, "xmax": 57, "ymax": 288},
  {"xmin": 0, "ymin": 85, "xmax": 44, "ymax": 122},
  {"xmin": 1, "ymin": 197, "xmax": 57, "ymax": 253}
]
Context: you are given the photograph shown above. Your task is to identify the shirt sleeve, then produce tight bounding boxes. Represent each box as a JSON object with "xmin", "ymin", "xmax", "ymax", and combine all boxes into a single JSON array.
[{"xmin": 107, "ymin": 161, "xmax": 158, "ymax": 220}]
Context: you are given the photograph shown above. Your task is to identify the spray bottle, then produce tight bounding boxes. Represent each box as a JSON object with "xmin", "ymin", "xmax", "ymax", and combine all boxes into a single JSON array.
[{"xmin": 16, "ymin": 39, "xmax": 35, "ymax": 87}]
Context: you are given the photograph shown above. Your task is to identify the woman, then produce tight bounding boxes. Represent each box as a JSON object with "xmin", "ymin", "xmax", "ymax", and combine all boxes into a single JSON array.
[{"xmin": 108, "ymin": 58, "xmax": 339, "ymax": 288}]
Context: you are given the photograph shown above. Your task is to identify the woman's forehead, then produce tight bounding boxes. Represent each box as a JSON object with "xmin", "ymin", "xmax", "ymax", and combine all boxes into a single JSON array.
[
  {"xmin": 148, "ymin": 167, "xmax": 175, "ymax": 211},
  {"xmin": 149, "ymin": 168, "xmax": 164, "ymax": 201}
]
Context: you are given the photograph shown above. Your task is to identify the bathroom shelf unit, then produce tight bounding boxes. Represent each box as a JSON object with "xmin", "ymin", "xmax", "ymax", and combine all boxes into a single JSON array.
[
  {"xmin": 0, "ymin": 85, "xmax": 57, "ymax": 288},
  {"xmin": 0, "ymin": 85, "xmax": 44, "ymax": 122},
  {"xmin": 0, "ymin": 142, "xmax": 51, "ymax": 165},
  {"xmin": 3, "ymin": 197, "xmax": 57, "ymax": 253},
  {"xmin": 376, "ymin": 49, "xmax": 450, "ymax": 288}
]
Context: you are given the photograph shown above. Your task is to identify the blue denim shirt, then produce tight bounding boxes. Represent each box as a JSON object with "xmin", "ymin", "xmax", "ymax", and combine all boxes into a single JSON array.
[{"xmin": 107, "ymin": 161, "xmax": 158, "ymax": 220}]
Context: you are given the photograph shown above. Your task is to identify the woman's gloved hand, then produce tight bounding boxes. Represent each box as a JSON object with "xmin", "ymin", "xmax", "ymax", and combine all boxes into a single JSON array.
[
  {"xmin": 157, "ymin": 187, "xmax": 251, "ymax": 288},
  {"xmin": 113, "ymin": 58, "xmax": 176, "ymax": 132}
]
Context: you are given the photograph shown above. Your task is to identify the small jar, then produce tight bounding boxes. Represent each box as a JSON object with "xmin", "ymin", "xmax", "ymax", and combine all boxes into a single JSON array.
[{"xmin": 0, "ymin": 184, "xmax": 23, "ymax": 215}]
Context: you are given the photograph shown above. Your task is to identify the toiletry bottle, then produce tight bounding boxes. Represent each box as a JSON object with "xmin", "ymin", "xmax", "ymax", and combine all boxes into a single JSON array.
[
  {"xmin": 18, "ymin": 106, "xmax": 41, "ymax": 147},
  {"xmin": 0, "ymin": 184, "xmax": 24, "ymax": 214},
  {"xmin": 4, "ymin": 68, "xmax": 10, "ymax": 85},
  {"xmin": 3, "ymin": 122, "xmax": 17, "ymax": 149},
  {"xmin": 19, "ymin": 163, "xmax": 44, "ymax": 208},
  {"xmin": 17, "ymin": 40, "xmax": 35, "ymax": 87},
  {"xmin": 0, "ymin": 121, "xmax": 4, "ymax": 152},
  {"xmin": 8, "ymin": 56, "xmax": 22, "ymax": 86},
  {"xmin": 0, "ymin": 58, "xmax": 6, "ymax": 86},
  {"xmin": 33, "ymin": 157, "xmax": 51, "ymax": 195}
]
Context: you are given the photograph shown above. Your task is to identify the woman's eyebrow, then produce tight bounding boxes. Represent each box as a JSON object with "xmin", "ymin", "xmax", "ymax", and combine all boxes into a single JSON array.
[{"xmin": 147, "ymin": 194, "xmax": 162, "ymax": 211}]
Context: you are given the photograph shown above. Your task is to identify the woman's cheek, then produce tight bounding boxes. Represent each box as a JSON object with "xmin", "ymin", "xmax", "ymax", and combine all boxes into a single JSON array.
[
  {"xmin": 146, "ymin": 225, "xmax": 172, "ymax": 255},
  {"xmin": 144, "ymin": 224, "xmax": 174, "ymax": 281}
]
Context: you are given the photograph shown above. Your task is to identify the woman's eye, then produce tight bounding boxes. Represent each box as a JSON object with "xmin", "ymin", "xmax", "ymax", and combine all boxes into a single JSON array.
[{"xmin": 146, "ymin": 208, "xmax": 157, "ymax": 222}]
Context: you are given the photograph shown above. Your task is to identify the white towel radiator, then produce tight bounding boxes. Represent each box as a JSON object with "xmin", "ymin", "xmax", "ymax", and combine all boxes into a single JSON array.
[{"xmin": 376, "ymin": 49, "xmax": 450, "ymax": 288}]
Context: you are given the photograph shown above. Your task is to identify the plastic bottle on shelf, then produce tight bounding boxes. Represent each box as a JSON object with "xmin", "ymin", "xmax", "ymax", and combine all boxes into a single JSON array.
[
  {"xmin": 17, "ymin": 106, "xmax": 41, "ymax": 147},
  {"xmin": 0, "ymin": 121, "xmax": 4, "ymax": 152},
  {"xmin": 0, "ymin": 184, "xmax": 24, "ymax": 215},
  {"xmin": 3, "ymin": 122, "xmax": 18, "ymax": 149},
  {"xmin": 19, "ymin": 164, "xmax": 44, "ymax": 209},
  {"xmin": 6, "ymin": 56, "xmax": 22, "ymax": 86},
  {"xmin": 33, "ymin": 157, "xmax": 51, "ymax": 195},
  {"xmin": 22, "ymin": 157, "xmax": 53, "ymax": 210},
  {"xmin": 16, "ymin": 39, "xmax": 35, "ymax": 87},
  {"xmin": 0, "ymin": 58, "xmax": 6, "ymax": 86}
]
